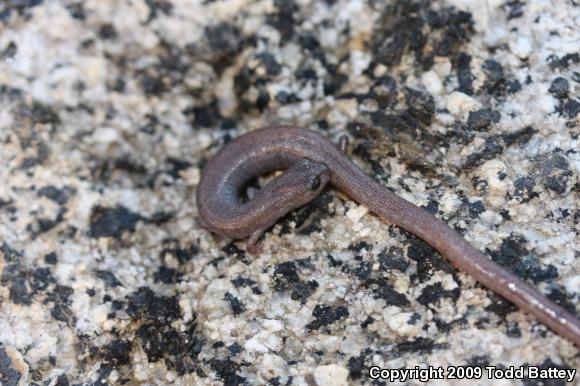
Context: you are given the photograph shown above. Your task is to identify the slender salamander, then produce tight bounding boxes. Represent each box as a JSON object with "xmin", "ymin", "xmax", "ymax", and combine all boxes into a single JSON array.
[{"xmin": 196, "ymin": 126, "xmax": 580, "ymax": 347}]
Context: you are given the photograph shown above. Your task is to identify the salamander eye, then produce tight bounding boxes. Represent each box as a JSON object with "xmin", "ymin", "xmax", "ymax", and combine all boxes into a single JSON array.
[{"xmin": 309, "ymin": 176, "xmax": 321, "ymax": 191}]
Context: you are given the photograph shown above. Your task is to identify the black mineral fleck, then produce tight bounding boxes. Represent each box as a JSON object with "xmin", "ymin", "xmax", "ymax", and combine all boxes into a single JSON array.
[
  {"xmin": 104, "ymin": 340, "xmax": 131, "ymax": 366},
  {"xmin": 513, "ymin": 176, "xmax": 538, "ymax": 202},
  {"xmin": 21, "ymin": 101, "xmax": 60, "ymax": 124},
  {"xmin": 255, "ymin": 52, "xmax": 282, "ymax": 76},
  {"xmin": 126, "ymin": 287, "xmax": 180, "ymax": 321},
  {"xmin": 396, "ymin": 337, "xmax": 445, "ymax": 354},
  {"xmin": 54, "ymin": 374, "xmax": 70, "ymax": 386},
  {"xmin": 348, "ymin": 241, "xmax": 372, "ymax": 254},
  {"xmin": 137, "ymin": 322, "xmax": 202, "ymax": 375},
  {"xmin": 37, "ymin": 186, "xmax": 76, "ymax": 205},
  {"xmin": 231, "ymin": 276, "xmax": 256, "ymax": 288},
  {"xmin": 222, "ymin": 243, "xmax": 248, "ymax": 264},
  {"xmin": 347, "ymin": 349, "xmax": 371, "ymax": 379},
  {"xmin": 31, "ymin": 267, "xmax": 55, "ymax": 292},
  {"xmin": 47, "ymin": 285, "xmax": 75, "ymax": 323},
  {"xmin": 485, "ymin": 293, "xmax": 517, "ymax": 318},
  {"xmin": 404, "ymin": 88, "xmax": 435, "ymax": 127},
  {"xmin": 0, "ymin": 243, "xmax": 21, "ymax": 262},
  {"xmin": 482, "ymin": 59, "xmax": 504, "ymax": 89},
  {"xmin": 562, "ymin": 98, "xmax": 579, "ymax": 118},
  {"xmin": 456, "ymin": 52, "xmax": 474, "ymax": 95},
  {"xmin": 467, "ymin": 108, "xmax": 501, "ymax": 130},
  {"xmin": 405, "ymin": 234, "xmax": 454, "ymax": 282},
  {"xmin": 347, "ymin": 261, "xmax": 373, "ymax": 280},
  {"xmin": 98, "ymin": 23, "xmax": 117, "ymax": 40},
  {"xmin": 160, "ymin": 240, "xmax": 199, "ymax": 264},
  {"xmin": 224, "ymin": 292, "xmax": 246, "ymax": 315},
  {"xmin": 290, "ymin": 280, "xmax": 318, "ymax": 304},
  {"xmin": 489, "ymin": 234, "xmax": 558, "ymax": 283},
  {"xmin": 502, "ymin": 126, "xmax": 537, "ymax": 147},
  {"xmin": 154, "ymin": 266, "xmax": 181, "ymax": 284},
  {"xmin": 506, "ymin": 321, "xmax": 522, "ymax": 338},
  {"xmin": 548, "ymin": 77, "xmax": 569, "ymax": 98},
  {"xmin": 417, "ymin": 282, "xmax": 460, "ymax": 306},
  {"xmin": 273, "ymin": 262, "xmax": 300, "ymax": 291},
  {"xmin": 465, "ymin": 199, "xmax": 485, "ymax": 218},
  {"xmin": 466, "ymin": 355, "xmax": 490, "ymax": 367},
  {"xmin": 210, "ymin": 358, "xmax": 246, "ymax": 386},
  {"xmin": 523, "ymin": 358, "xmax": 572, "ymax": 386},
  {"xmin": 89, "ymin": 205, "xmax": 142, "ymax": 239},
  {"xmin": 6, "ymin": 272, "xmax": 31, "ymax": 305},
  {"xmin": 165, "ymin": 157, "xmax": 192, "ymax": 180},
  {"xmin": 371, "ymin": 279, "xmax": 410, "ymax": 306},
  {"xmin": 538, "ymin": 153, "xmax": 573, "ymax": 194},
  {"xmin": 546, "ymin": 288, "xmax": 576, "ymax": 315},
  {"xmin": 96, "ymin": 270, "xmax": 123, "ymax": 287},
  {"xmin": 0, "ymin": 41, "xmax": 17, "ymax": 60},
  {"xmin": 44, "ymin": 252, "xmax": 58, "ymax": 265},
  {"xmin": 0, "ymin": 345, "xmax": 21, "ymax": 386},
  {"xmin": 306, "ymin": 304, "xmax": 349, "ymax": 331},
  {"xmin": 547, "ymin": 53, "xmax": 579, "ymax": 70},
  {"xmin": 205, "ymin": 23, "xmax": 243, "ymax": 57},
  {"xmin": 505, "ymin": 0, "xmax": 525, "ymax": 19},
  {"xmin": 144, "ymin": 0, "xmax": 173, "ymax": 21},
  {"xmin": 186, "ymin": 101, "xmax": 222, "ymax": 129},
  {"xmin": 273, "ymin": 261, "xmax": 318, "ymax": 303},
  {"xmin": 378, "ymin": 247, "xmax": 409, "ymax": 272},
  {"xmin": 463, "ymin": 138, "xmax": 504, "ymax": 169}
]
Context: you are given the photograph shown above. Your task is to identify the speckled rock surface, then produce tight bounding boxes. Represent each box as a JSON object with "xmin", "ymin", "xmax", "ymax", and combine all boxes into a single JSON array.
[{"xmin": 0, "ymin": 1, "xmax": 578, "ymax": 385}]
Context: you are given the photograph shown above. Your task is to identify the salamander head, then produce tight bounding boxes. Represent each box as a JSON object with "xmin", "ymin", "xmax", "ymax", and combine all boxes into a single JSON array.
[{"xmin": 261, "ymin": 158, "xmax": 330, "ymax": 209}]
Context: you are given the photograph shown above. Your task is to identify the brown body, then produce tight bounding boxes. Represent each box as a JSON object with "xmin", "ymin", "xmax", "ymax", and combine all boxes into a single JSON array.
[{"xmin": 196, "ymin": 126, "xmax": 580, "ymax": 347}]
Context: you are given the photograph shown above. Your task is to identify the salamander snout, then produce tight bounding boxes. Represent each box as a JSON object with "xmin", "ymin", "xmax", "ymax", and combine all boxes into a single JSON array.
[
  {"xmin": 259, "ymin": 158, "xmax": 330, "ymax": 207},
  {"xmin": 293, "ymin": 158, "xmax": 330, "ymax": 195}
]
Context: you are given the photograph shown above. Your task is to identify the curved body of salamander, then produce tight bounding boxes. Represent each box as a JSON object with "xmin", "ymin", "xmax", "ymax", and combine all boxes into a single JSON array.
[{"xmin": 196, "ymin": 126, "xmax": 580, "ymax": 347}]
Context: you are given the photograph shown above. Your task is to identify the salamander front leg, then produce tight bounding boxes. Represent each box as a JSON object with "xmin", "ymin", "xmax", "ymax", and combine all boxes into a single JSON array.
[{"xmin": 246, "ymin": 228, "xmax": 266, "ymax": 254}]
